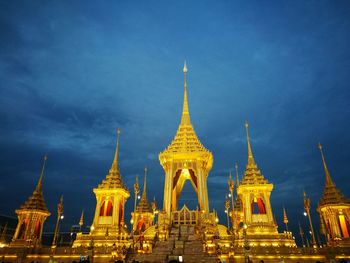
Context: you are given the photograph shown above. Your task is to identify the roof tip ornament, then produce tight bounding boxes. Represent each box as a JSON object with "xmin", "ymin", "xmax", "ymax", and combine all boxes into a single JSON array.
[
  {"xmin": 235, "ymin": 162, "xmax": 240, "ymax": 186},
  {"xmin": 36, "ymin": 154, "xmax": 48, "ymax": 192},
  {"xmin": 244, "ymin": 121, "xmax": 256, "ymax": 166},
  {"xmin": 143, "ymin": 166, "xmax": 148, "ymax": 195},
  {"xmin": 112, "ymin": 128, "xmax": 121, "ymax": 171},
  {"xmin": 183, "ymin": 61, "xmax": 188, "ymax": 74},
  {"xmin": 181, "ymin": 61, "xmax": 190, "ymax": 125},
  {"xmin": 318, "ymin": 143, "xmax": 334, "ymax": 186}
]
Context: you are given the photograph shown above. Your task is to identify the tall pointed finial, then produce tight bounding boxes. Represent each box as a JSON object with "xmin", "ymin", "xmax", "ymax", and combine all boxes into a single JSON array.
[
  {"xmin": 235, "ymin": 162, "xmax": 240, "ymax": 186},
  {"xmin": 111, "ymin": 128, "xmax": 121, "ymax": 171},
  {"xmin": 318, "ymin": 143, "xmax": 334, "ymax": 186},
  {"xmin": 142, "ymin": 166, "xmax": 148, "ymax": 196},
  {"xmin": 36, "ymin": 155, "xmax": 48, "ymax": 192},
  {"xmin": 79, "ymin": 210, "xmax": 84, "ymax": 228},
  {"xmin": 283, "ymin": 206, "xmax": 289, "ymax": 231},
  {"xmin": 181, "ymin": 61, "xmax": 190, "ymax": 125},
  {"xmin": 245, "ymin": 121, "xmax": 256, "ymax": 166}
]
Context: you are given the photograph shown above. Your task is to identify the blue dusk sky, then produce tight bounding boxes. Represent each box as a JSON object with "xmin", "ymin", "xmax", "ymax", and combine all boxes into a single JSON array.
[{"xmin": 1, "ymin": 1, "xmax": 350, "ymax": 244}]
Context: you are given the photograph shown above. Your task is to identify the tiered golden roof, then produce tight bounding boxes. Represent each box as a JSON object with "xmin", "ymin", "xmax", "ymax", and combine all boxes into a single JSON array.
[
  {"xmin": 240, "ymin": 121, "xmax": 269, "ymax": 185},
  {"xmin": 18, "ymin": 156, "xmax": 49, "ymax": 213},
  {"xmin": 97, "ymin": 129, "xmax": 128, "ymax": 191},
  {"xmin": 136, "ymin": 167, "xmax": 152, "ymax": 213},
  {"xmin": 136, "ymin": 167, "xmax": 153, "ymax": 213},
  {"xmin": 160, "ymin": 63, "xmax": 212, "ymax": 160},
  {"xmin": 318, "ymin": 143, "xmax": 350, "ymax": 206}
]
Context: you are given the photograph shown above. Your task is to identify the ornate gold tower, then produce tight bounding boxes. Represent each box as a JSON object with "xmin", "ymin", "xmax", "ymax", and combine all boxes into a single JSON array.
[
  {"xmin": 236, "ymin": 122, "xmax": 296, "ymax": 248},
  {"xmin": 317, "ymin": 143, "xmax": 350, "ymax": 247},
  {"xmin": 131, "ymin": 167, "xmax": 154, "ymax": 233},
  {"xmin": 159, "ymin": 62, "xmax": 213, "ymax": 218},
  {"xmin": 10, "ymin": 156, "xmax": 50, "ymax": 247},
  {"xmin": 73, "ymin": 129, "xmax": 130, "ymax": 249}
]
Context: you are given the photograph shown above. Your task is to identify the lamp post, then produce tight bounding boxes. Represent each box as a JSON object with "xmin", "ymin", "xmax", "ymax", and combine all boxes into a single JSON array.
[
  {"xmin": 228, "ymin": 170, "xmax": 235, "ymax": 230},
  {"xmin": 225, "ymin": 198, "xmax": 230, "ymax": 229},
  {"xmin": 298, "ymin": 222, "xmax": 305, "ymax": 248},
  {"xmin": 303, "ymin": 191, "xmax": 316, "ymax": 248},
  {"xmin": 52, "ymin": 195, "xmax": 64, "ymax": 248},
  {"xmin": 133, "ymin": 176, "xmax": 139, "ymax": 230}
]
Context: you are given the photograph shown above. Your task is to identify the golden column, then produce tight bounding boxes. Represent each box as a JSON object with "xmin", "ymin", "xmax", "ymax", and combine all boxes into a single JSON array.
[
  {"xmin": 225, "ymin": 198, "xmax": 230, "ymax": 229},
  {"xmin": 132, "ymin": 175, "xmax": 139, "ymax": 227},
  {"xmin": 52, "ymin": 195, "xmax": 64, "ymax": 248},
  {"xmin": 303, "ymin": 191, "xmax": 317, "ymax": 247},
  {"xmin": 227, "ymin": 170, "xmax": 235, "ymax": 229}
]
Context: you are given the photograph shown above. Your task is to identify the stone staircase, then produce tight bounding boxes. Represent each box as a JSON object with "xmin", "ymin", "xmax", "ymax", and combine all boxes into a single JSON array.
[{"xmin": 126, "ymin": 225, "xmax": 218, "ymax": 263}]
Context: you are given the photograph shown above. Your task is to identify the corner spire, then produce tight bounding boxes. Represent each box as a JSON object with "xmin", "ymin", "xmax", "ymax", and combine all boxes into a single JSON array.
[
  {"xmin": 111, "ymin": 128, "xmax": 121, "ymax": 171},
  {"xmin": 235, "ymin": 162, "xmax": 240, "ymax": 186},
  {"xmin": 142, "ymin": 166, "xmax": 147, "ymax": 197},
  {"xmin": 181, "ymin": 61, "xmax": 191, "ymax": 125},
  {"xmin": 283, "ymin": 206, "xmax": 289, "ymax": 231},
  {"xmin": 245, "ymin": 121, "xmax": 256, "ymax": 167},
  {"xmin": 36, "ymin": 155, "xmax": 48, "ymax": 193},
  {"xmin": 318, "ymin": 143, "xmax": 334, "ymax": 186},
  {"xmin": 79, "ymin": 210, "xmax": 84, "ymax": 227}
]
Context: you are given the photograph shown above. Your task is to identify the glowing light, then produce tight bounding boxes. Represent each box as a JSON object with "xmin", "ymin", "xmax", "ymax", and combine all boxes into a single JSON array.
[
  {"xmin": 60, "ymin": 215, "xmax": 64, "ymax": 220},
  {"xmin": 303, "ymin": 212, "xmax": 307, "ymax": 216},
  {"xmin": 179, "ymin": 255, "xmax": 183, "ymax": 262},
  {"xmin": 228, "ymin": 193, "xmax": 232, "ymax": 198},
  {"xmin": 138, "ymin": 195, "xmax": 141, "ymax": 200}
]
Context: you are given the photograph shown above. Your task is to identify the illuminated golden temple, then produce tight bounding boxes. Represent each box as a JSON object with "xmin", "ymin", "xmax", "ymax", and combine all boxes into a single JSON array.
[{"xmin": 1, "ymin": 64, "xmax": 350, "ymax": 262}]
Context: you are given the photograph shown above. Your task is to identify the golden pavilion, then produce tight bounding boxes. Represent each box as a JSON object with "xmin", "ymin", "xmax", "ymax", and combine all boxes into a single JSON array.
[{"xmin": 1, "ymin": 63, "xmax": 350, "ymax": 263}]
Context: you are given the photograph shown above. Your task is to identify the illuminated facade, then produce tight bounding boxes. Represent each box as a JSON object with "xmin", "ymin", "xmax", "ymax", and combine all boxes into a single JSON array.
[
  {"xmin": 10, "ymin": 156, "xmax": 50, "ymax": 248},
  {"xmin": 235, "ymin": 122, "xmax": 297, "ymax": 248},
  {"xmin": 73, "ymin": 129, "xmax": 130, "ymax": 256},
  {"xmin": 1, "ymin": 64, "xmax": 350, "ymax": 263},
  {"xmin": 317, "ymin": 143, "xmax": 350, "ymax": 247},
  {"xmin": 159, "ymin": 62, "xmax": 213, "ymax": 217}
]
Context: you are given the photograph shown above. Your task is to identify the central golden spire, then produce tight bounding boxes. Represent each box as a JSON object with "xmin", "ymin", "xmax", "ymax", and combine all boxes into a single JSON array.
[
  {"xmin": 181, "ymin": 61, "xmax": 191, "ymax": 125},
  {"xmin": 111, "ymin": 128, "xmax": 121, "ymax": 172},
  {"xmin": 160, "ymin": 62, "xmax": 211, "ymax": 156},
  {"xmin": 318, "ymin": 143, "xmax": 334, "ymax": 186},
  {"xmin": 245, "ymin": 121, "xmax": 256, "ymax": 167}
]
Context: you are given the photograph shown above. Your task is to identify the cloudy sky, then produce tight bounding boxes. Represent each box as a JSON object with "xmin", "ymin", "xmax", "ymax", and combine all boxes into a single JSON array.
[{"xmin": 1, "ymin": 1, "xmax": 350, "ymax": 244}]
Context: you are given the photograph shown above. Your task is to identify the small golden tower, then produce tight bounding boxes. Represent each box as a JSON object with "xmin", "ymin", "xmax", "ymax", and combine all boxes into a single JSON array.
[
  {"xmin": 73, "ymin": 129, "xmax": 130, "ymax": 249},
  {"xmin": 10, "ymin": 155, "xmax": 51, "ymax": 247},
  {"xmin": 159, "ymin": 62, "xmax": 213, "ymax": 218},
  {"xmin": 317, "ymin": 143, "xmax": 350, "ymax": 247},
  {"xmin": 236, "ymin": 122, "xmax": 296, "ymax": 248},
  {"xmin": 237, "ymin": 122, "xmax": 276, "ymax": 233},
  {"xmin": 131, "ymin": 167, "xmax": 154, "ymax": 234}
]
